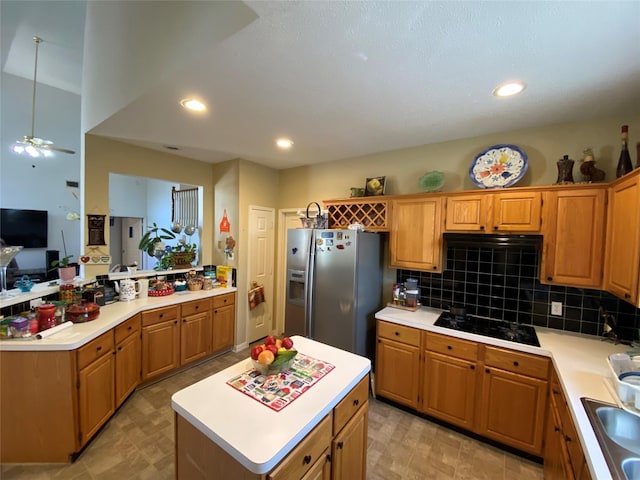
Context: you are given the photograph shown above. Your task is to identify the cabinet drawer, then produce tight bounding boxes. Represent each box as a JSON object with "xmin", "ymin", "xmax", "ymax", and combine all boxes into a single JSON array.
[
  {"xmin": 181, "ymin": 298, "xmax": 210, "ymax": 317},
  {"xmin": 115, "ymin": 315, "xmax": 140, "ymax": 344},
  {"xmin": 267, "ymin": 413, "xmax": 332, "ymax": 480},
  {"xmin": 377, "ymin": 321, "xmax": 421, "ymax": 347},
  {"xmin": 484, "ymin": 346, "xmax": 549, "ymax": 380},
  {"xmin": 212, "ymin": 293, "xmax": 235, "ymax": 309},
  {"xmin": 141, "ymin": 306, "xmax": 179, "ymax": 327},
  {"xmin": 78, "ymin": 331, "xmax": 114, "ymax": 370},
  {"xmin": 425, "ymin": 332, "xmax": 478, "ymax": 361},
  {"xmin": 333, "ymin": 375, "xmax": 369, "ymax": 435}
]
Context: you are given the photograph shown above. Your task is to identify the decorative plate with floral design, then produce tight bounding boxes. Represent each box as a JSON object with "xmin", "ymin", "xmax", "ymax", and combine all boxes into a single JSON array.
[{"xmin": 469, "ymin": 144, "xmax": 528, "ymax": 188}]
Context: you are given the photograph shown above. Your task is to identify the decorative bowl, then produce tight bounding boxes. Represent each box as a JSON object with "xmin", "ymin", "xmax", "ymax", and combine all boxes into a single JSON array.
[
  {"xmin": 66, "ymin": 302, "xmax": 100, "ymax": 323},
  {"xmin": 251, "ymin": 351, "xmax": 297, "ymax": 375},
  {"xmin": 14, "ymin": 275, "xmax": 35, "ymax": 293}
]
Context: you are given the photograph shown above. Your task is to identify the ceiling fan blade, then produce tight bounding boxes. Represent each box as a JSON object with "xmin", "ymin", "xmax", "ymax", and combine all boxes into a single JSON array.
[{"xmin": 43, "ymin": 144, "xmax": 76, "ymax": 155}]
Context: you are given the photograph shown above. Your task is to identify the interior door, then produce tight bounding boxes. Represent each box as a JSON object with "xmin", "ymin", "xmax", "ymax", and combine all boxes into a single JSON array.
[
  {"xmin": 121, "ymin": 217, "xmax": 143, "ymax": 267},
  {"xmin": 248, "ymin": 206, "xmax": 275, "ymax": 343}
]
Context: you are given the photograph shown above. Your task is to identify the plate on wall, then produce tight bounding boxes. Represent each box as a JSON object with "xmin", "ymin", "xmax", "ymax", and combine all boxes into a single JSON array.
[{"xmin": 469, "ymin": 144, "xmax": 528, "ymax": 188}]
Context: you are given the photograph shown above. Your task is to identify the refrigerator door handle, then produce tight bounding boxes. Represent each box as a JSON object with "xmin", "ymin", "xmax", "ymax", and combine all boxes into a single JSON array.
[{"xmin": 305, "ymin": 237, "xmax": 315, "ymax": 338}]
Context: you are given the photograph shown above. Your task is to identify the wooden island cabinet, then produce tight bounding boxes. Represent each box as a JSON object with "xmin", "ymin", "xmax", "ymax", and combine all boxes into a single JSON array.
[
  {"xmin": 173, "ymin": 337, "xmax": 370, "ymax": 480},
  {"xmin": 0, "ymin": 288, "xmax": 237, "ymax": 463}
]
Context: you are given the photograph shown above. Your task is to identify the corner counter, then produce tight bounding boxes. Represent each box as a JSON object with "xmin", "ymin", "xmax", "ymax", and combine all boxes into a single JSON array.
[
  {"xmin": 0, "ymin": 287, "xmax": 237, "ymax": 352},
  {"xmin": 375, "ymin": 306, "xmax": 628, "ymax": 480}
]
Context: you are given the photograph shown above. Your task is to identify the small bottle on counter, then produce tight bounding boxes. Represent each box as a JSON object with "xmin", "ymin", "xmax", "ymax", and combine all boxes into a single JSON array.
[
  {"xmin": 616, "ymin": 125, "xmax": 633, "ymax": 178},
  {"xmin": 392, "ymin": 284, "xmax": 400, "ymax": 304}
]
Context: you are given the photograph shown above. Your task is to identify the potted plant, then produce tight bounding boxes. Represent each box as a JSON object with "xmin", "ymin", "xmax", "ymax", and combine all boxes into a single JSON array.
[
  {"xmin": 168, "ymin": 241, "xmax": 197, "ymax": 269},
  {"xmin": 49, "ymin": 255, "xmax": 77, "ymax": 283},
  {"xmin": 138, "ymin": 223, "xmax": 176, "ymax": 258}
]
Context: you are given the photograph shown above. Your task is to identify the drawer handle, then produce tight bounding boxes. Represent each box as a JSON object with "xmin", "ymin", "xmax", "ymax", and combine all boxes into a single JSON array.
[
  {"xmin": 96, "ymin": 346, "xmax": 102, "ymax": 352},
  {"xmin": 128, "ymin": 325, "xmax": 132, "ymax": 331},
  {"xmin": 303, "ymin": 455, "xmax": 312, "ymax": 464},
  {"xmin": 513, "ymin": 361, "xmax": 519, "ymax": 367},
  {"xmin": 353, "ymin": 399, "xmax": 359, "ymax": 407},
  {"xmin": 470, "ymin": 365, "xmax": 475, "ymax": 370},
  {"xmin": 195, "ymin": 306, "xmax": 199, "ymax": 310},
  {"xmin": 174, "ymin": 320, "xmax": 178, "ymax": 325},
  {"xmin": 160, "ymin": 314, "xmax": 164, "ymax": 318},
  {"xmin": 337, "ymin": 441, "xmax": 344, "ymax": 449},
  {"xmin": 214, "ymin": 310, "xmax": 218, "ymax": 314},
  {"xmin": 447, "ymin": 345, "xmax": 452, "ymax": 350},
  {"xmin": 117, "ymin": 346, "xmax": 122, "ymax": 351},
  {"xmin": 394, "ymin": 331, "xmax": 399, "ymax": 336},
  {"xmin": 183, "ymin": 319, "xmax": 187, "ymax": 323}
]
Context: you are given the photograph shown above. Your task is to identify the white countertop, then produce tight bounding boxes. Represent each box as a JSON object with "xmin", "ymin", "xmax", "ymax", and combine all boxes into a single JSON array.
[
  {"xmin": 171, "ymin": 336, "xmax": 371, "ymax": 474},
  {"xmin": 375, "ymin": 306, "xmax": 630, "ymax": 480},
  {"xmin": 0, "ymin": 287, "xmax": 237, "ymax": 351}
]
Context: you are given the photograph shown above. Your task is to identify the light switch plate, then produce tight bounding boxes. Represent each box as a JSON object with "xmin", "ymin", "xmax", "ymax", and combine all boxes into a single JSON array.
[{"xmin": 551, "ymin": 301, "xmax": 563, "ymax": 316}]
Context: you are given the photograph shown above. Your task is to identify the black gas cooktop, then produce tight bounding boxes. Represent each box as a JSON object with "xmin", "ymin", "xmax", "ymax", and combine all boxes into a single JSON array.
[{"xmin": 434, "ymin": 312, "xmax": 540, "ymax": 347}]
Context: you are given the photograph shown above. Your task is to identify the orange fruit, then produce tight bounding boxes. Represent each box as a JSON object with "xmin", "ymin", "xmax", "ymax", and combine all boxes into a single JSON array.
[{"xmin": 257, "ymin": 349, "xmax": 275, "ymax": 365}]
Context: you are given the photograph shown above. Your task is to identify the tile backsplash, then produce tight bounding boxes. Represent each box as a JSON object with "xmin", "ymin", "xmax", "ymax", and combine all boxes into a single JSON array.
[{"xmin": 397, "ymin": 245, "xmax": 640, "ymax": 342}]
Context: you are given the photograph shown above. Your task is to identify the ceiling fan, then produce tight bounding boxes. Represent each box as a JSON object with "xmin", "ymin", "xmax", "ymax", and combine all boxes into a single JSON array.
[{"xmin": 12, "ymin": 36, "xmax": 75, "ymax": 157}]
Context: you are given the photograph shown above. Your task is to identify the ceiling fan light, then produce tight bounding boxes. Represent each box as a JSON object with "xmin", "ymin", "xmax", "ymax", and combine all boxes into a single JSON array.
[
  {"xmin": 12, "ymin": 144, "xmax": 25, "ymax": 154},
  {"xmin": 26, "ymin": 145, "xmax": 40, "ymax": 157}
]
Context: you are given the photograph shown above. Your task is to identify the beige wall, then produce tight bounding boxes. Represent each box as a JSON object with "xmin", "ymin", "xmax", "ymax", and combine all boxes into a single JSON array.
[
  {"xmin": 83, "ymin": 135, "xmax": 214, "ymax": 278},
  {"xmin": 278, "ymin": 115, "xmax": 640, "ymax": 208}
]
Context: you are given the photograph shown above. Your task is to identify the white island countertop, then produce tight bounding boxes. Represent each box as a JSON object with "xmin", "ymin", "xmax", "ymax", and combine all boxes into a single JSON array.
[
  {"xmin": 376, "ymin": 305, "xmax": 630, "ymax": 480},
  {"xmin": 171, "ymin": 336, "xmax": 371, "ymax": 475},
  {"xmin": 0, "ymin": 287, "xmax": 236, "ymax": 351}
]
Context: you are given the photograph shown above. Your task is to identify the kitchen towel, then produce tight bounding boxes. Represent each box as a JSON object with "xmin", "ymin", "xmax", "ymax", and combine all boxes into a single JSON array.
[{"xmin": 36, "ymin": 321, "xmax": 73, "ymax": 339}]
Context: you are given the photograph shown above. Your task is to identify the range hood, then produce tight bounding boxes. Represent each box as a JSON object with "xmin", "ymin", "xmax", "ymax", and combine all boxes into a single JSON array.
[{"xmin": 443, "ymin": 233, "xmax": 542, "ymax": 249}]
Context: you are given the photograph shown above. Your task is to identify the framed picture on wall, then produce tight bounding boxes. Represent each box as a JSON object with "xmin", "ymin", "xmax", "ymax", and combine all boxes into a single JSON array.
[{"xmin": 364, "ymin": 176, "xmax": 385, "ymax": 196}]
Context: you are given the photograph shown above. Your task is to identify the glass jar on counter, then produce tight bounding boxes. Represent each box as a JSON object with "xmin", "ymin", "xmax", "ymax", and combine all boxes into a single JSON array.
[{"xmin": 38, "ymin": 304, "xmax": 57, "ymax": 332}]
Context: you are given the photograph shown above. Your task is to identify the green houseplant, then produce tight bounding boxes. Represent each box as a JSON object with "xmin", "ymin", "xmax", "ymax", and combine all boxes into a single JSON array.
[
  {"xmin": 138, "ymin": 223, "xmax": 176, "ymax": 258},
  {"xmin": 49, "ymin": 255, "xmax": 77, "ymax": 283},
  {"xmin": 168, "ymin": 240, "xmax": 197, "ymax": 269}
]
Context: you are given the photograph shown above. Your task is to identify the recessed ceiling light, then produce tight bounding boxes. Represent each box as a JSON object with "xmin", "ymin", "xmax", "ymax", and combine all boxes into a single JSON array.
[
  {"xmin": 276, "ymin": 138, "xmax": 294, "ymax": 149},
  {"xmin": 180, "ymin": 98, "xmax": 207, "ymax": 112},
  {"xmin": 492, "ymin": 82, "xmax": 526, "ymax": 97}
]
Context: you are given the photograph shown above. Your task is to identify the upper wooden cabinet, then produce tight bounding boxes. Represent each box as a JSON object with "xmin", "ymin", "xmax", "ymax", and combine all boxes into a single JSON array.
[
  {"xmin": 445, "ymin": 190, "xmax": 542, "ymax": 233},
  {"xmin": 541, "ymin": 186, "xmax": 606, "ymax": 288},
  {"xmin": 390, "ymin": 195, "xmax": 444, "ymax": 271},
  {"xmin": 604, "ymin": 169, "xmax": 640, "ymax": 307}
]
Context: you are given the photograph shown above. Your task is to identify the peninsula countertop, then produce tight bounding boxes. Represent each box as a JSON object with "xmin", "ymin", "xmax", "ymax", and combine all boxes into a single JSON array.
[
  {"xmin": 375, "ymin": 305, "xmax": 629, "ymax": 480},
  {"xmin": 171, "ymin": 335, "xmax": 371, "ymax": 475},
  {"xmin": 0, "ymin": 287, "xmax": 237, "ymax": 352}
]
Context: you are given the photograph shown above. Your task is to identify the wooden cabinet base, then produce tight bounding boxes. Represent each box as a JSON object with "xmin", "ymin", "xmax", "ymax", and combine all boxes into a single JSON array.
[{"xmin": 0, "ymin": 351, "xmax": 78, "ymax": 463}]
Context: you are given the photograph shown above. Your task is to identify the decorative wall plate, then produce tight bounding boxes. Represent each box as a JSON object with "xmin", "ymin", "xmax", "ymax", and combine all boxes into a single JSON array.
[
  {"xmin": 469, "ymin": 144, "xmax": 528, "ymax": 188},
  {"xmin": 419, "ymin": 171, "xmax": 445, "ymax": 191}
]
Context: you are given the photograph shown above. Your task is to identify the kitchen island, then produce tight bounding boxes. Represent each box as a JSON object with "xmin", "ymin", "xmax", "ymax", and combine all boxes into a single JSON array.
[
  {"xmin": 171, "ymin": 336, "xmax": 371, "ymax": 479},
  {"xmin": 375, "ymin": 305, "xmax": 629, "ymax": 480}
]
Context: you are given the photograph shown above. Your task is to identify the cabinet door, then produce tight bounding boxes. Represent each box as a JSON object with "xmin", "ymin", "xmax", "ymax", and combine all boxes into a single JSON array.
[
  {"xmin": 375, "ymin": 337, "xmax": 420, "ymax": 409},
  {"xmin": 212, "ymin": 304, "xmax": 235, "ymax": 353},
  {"xmin": 543, "ymin": 393, "xmax": 570, "ymax": 480},
  {"xmin": 332, "ymin": 405, "xmax": 367, "ymax": 480},
  {"xmin": 604, "ymin": 173, "xmax": 640, "ymax": 306},
  {"xmin": 390, "ymin": 196, "xmax": 443, "ymax": 271},
  {"xmin": 421, "ymin": 351, "xmax": 477, "ymax": 430},
  {"xmin": 141, "ymin": 319, "xmax": 180, "ymax": 382},
  {"xmin": 78, "ymin": 352, "xmax": 115, "ymax": 446},
  {"xmin": 301, "ymin": 449, "xmax": 331, "ymax": 480},
  {"xmin": 115, "ymin": 332, "xmax": 141, "ymax": 407},
  {"xmin": 491, "ymin": 191, "xmax": 542, "ymax": 232},
  {"xmin": 445, "ymin": 195, "xmax": 488, "ymax": 231},
  {"xmin": 541, "ymin": 189, "xmax": 606, "ymax": 288},
  {"xmin": 478, "ymin": 367, "xmax": 547, "ymax": 455},
  {"xmin": 181, "ymin": 310, "xmax": 212, "ymax": 365}
]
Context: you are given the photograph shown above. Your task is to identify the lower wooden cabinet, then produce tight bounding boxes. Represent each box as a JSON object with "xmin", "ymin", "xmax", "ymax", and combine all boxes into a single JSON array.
[
  {"xmin": 331, "ymin": 404, "xmax": 367, "ymax": 480},
  {"xmin": 181, "ymin": 299, "xmax": 213, "ymax": 365},
  {"xmin": 302, "ymin": 449, "xmax": 331, "ymax": 480},
  {"xmin": 376, "ymin": 322, "xmax": 550, "ymax": 457},
  {"xmin": 115, "ymin": 314, "xmax": 141, "ymax": 407},
  {"xmin": 78, "ymin": 331, "xmax": 115, "ymax": 447},
  {"xmin": 212, "ymin": 293, "xmax": 236, "ymax": 353},
  {"xmin": 375, "ymin": 321, "xmax": 421, "ymax": 409},
  {"xmin": 141, "ymin": 306, "xmax": 180, "ymax": 381}
]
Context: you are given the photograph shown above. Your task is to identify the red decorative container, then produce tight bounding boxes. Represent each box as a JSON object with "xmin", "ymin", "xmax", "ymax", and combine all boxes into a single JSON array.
[{"xmin": 38, "ymin": 304, "xmax": 57, "ymax": 332}]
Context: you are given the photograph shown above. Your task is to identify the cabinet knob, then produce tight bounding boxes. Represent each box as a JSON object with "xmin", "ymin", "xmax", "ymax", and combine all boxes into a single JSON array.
[
  {"xmin": 554, "ymin": 426, "xmax": 560, "ymax": 433},
  {"xmin": 128, "ymin": 325, "xmax": 132, "ymax": 331},
  {"xmin": 470, "ymin": 365, "xmax": 475, "ymax": 370},
  {"xmin": 547, "ymin": 277, "xmax": 553, "ymax": 281},
  {"xmin": 337, "ymin": 441, "xmax": 344, "ymax": 449},
  {"xmin": 377, "ymin": 339, "xmax": 381, "ymax": 343},
  {"xmin": 447, "ymin": 345, "xmax": 452, "ymax": 350},
  {"xmin": 479, "ymin": 225, "xmax": 485, "ymax": 230},
  {"xmin": 353, "ymin": 399, "xmax": 359, "ymax": 407},
  {"xmin": 303, "ymin": 455, "xmax": 312, "ymax": 464},
  {"xmin": 174, "ymin": 320, "xmax": 178, "ymax": 325},
  {"xmin": 159, "ymin": 314, "xmax": 164, "ymax": 318},
  {"xmin": 513, "ymin": 361, "xmax": 519, "ymax": 367},
  {"xmin": 565, "ymin": 435, "xmax": 572, "ymax": 443},
  {"xmin": 493, "ymin": 226, "xmax": 498, "ymax": 231},
  {"xmin": 96, "ymin": 346, "xmax": 102, "ymax": 352},
  {"xmin": 433, "ymin": 266, "xmax": 438, "ymax": 270},
  {"xmin": 485, "ymin": 368, "xmax": 490, "ymax": 374},
  {"xmin": 117, "ymin": 346, "xmax": 122, "ymax": 351},
  {"xmin": 625, "ymin": 293, "xmax": 631, "ymax": 299},
  {"xmin": 394, "ymin": 331, "xmax": 399, "ymax": 336},
  {"xmin": 214, "ymin": 310, "xmax": 218, "ymax": 314},
  {"xmin": 183, "ymin": 319, "xmax": 187, "ymax": 323}
]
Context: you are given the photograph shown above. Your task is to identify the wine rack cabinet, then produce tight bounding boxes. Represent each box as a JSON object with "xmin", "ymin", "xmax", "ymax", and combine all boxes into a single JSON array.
[{"xmin": 324, "ymin": 198, "xmax": 389, "ymax": 232}]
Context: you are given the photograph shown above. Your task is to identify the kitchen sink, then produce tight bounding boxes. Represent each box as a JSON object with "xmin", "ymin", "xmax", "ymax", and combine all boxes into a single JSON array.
[
  {"xmin": 622, "ymin": 458, "xmax": 640, "ymax": 480},
  {"xmin": 582, "ymin": 397, "xmax": 640, "ymax": 480}
]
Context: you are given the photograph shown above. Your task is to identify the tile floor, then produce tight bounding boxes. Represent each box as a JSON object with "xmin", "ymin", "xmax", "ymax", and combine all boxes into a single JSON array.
[{"xmin": 1, "ymin": 347, "xmax": 543, "ymax": 480}]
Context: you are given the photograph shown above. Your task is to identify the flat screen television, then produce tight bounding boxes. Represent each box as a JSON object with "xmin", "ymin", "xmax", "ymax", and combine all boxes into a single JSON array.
[{"xmin": 0, "ymin": 208, "xmax": 48, "ymax": 248}]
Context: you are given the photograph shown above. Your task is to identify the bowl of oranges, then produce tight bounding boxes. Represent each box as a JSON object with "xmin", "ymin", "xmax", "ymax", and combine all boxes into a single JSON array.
[{"xmin": 250, "ymin": 335, "xmax": 297, "ymax": 375}]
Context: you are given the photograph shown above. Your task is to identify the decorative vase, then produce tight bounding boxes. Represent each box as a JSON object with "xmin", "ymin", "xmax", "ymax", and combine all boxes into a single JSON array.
[
  {"xmin": 58, "ymin": 266, "xmax": 76, "ymax": 284},
  {"xmin": 555, "ymin": 155, "xmax": 575, "ymax": 184}
]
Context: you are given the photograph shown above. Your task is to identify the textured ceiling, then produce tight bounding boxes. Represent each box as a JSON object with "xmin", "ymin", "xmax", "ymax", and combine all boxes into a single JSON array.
[{"xmin": 3, "ymin": 1, "xmax": 640, "ymax": 170}]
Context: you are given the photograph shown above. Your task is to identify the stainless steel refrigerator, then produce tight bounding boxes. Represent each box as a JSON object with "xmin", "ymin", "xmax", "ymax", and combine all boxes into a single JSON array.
[{"xmin": 285, "ymin": 228, "xmax": 382, "ymax": 358}]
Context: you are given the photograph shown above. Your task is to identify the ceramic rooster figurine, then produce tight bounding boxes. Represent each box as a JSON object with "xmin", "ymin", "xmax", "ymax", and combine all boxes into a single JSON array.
[{"xmin": 579, "ymin": 148, "xmax": 605, "ymax": 183}]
